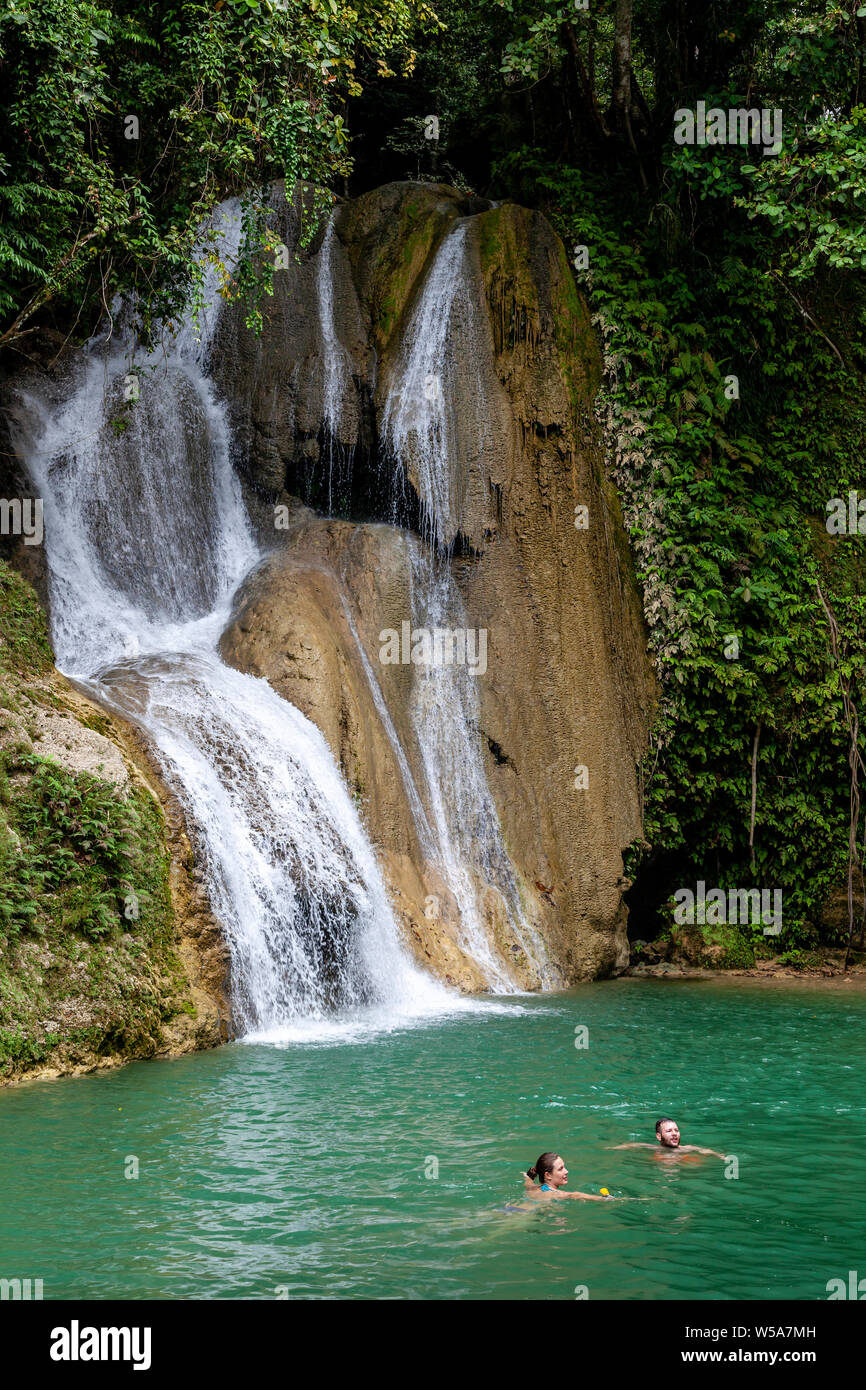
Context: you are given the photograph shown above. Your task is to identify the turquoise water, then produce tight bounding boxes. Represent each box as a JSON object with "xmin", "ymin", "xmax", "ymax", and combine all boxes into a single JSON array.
[{"xmin": 1, "ymin": 979, "xmax": 864, "ymax": 1300}]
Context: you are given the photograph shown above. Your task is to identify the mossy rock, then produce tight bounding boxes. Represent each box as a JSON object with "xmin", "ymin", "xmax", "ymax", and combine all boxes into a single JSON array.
[
  {"xmin": 337, "ymin": 182, "xmax": 461, "ymax": 354},
  {"xmin": 670, "ymin": 922, "xmax": 756, "ymax": 969},
  {"xmin": 476, "ymin": 202, "xmax": 599, "ymax": 398},
  {"xmin": 0, "ymin": 560, "xmax": 54, "ymax": 677}
]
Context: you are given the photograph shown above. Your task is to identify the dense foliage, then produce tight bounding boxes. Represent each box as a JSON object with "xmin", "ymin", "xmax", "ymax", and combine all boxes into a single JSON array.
[
  {"xmin": 0, "ymin": 0, "xmax": 434, "ymax": 347},
  {"xmin": 3, "ymin": 0, "xmax": 866, "ymax": 956}
]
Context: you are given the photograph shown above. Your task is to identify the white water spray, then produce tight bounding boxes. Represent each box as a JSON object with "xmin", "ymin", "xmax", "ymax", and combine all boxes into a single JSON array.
[
  {"xmin": 317, "ymin": 216, "xmax": 353, "ymax": 440},
  {"xmin": 315, "ymin": 214, "xmax": 355, "ymax": 514},
  {"xmin": 381, "ymin": 223, "xmax": 471, "ymax": 543}
]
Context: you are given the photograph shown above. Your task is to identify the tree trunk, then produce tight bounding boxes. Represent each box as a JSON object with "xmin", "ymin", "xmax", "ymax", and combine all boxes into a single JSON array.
[
  {"xmin": 563, "ymin": 22, "xmax": 609, "ymax": 144},
  {"xmin": 611, "ymin": 0, "xmax": 647, "ymax": 190},
  {"xmin": 612, "ymin": 0, "xmax": 633, "ymax": 131}
]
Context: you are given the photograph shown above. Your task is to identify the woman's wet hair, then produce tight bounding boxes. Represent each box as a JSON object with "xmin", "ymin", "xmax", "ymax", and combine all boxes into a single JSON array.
[{"xmin": 526, "ymin": 1152, "xmax": 559, "ymax": 1184}]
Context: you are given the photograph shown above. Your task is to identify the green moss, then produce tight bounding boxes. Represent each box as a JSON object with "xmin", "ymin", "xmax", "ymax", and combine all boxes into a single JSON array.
[
  {"xmin": 478, "ymin": 204, "xmax": 599, "ymax": 411},
  {"xmin": 477, "ymin": 207, "xmax": 506, "ymax": 274},
  {"xmin": 4, "ymin": 763, "xmax": 169, "ymax": 955},
  {"xmin": 670, "ymin": 922, "xmax": 756, "ymax": 969},
  {"xmin": 0, "ymin": 750, "xmax": 170, "ymax": 943},
  {"xmin": 375, "ymin": 222, "xmax": 436, "ymax": 344},
  {"xmin": 78, "ymin": 711, "xmax": 117, "ymax": 739},
  {"xmin": 372, "ymin": 202, "xmax": 440, "ymax": 348},
  {"xmin": 0, "ymin": 561, "xmax": 54, "ymax": 677},
  {"xmin": 807, "ymin": 514, "xmax": 866, "ymax": 597},
  {"xmin": 0, "ymin": 750, "xmax": 185, "ymax": 1073},
  {"xmin": 0, "ymin": 1027, "xmax": 59, "ymax": 1065}
]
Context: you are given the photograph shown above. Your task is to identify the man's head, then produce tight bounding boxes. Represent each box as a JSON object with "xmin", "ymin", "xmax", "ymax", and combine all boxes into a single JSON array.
[{"xmin": 656, "ymin": 1117, "xmax": 680, "ymax": 1147}]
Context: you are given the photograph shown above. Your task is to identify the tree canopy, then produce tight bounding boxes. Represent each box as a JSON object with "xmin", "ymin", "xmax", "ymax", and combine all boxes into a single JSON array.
[{"xmin": 0, "ymin": 0, "xmax": 436, "ymax": 348}]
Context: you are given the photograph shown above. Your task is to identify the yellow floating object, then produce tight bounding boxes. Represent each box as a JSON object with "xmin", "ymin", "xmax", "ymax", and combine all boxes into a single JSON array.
[{"xmin": 600, "ymin": 1187, "xmax": 610, "ymax": 1196}]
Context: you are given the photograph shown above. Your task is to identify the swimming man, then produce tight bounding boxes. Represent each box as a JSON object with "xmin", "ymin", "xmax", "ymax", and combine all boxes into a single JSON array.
[{"xmin": 611, "ymin": 1117, "xmax": 726, "ymax": 1158}]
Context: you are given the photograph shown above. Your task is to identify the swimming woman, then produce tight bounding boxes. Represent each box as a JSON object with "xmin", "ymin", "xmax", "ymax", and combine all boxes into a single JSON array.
[{"xmin": 523, "ymin": 1152, "xmax": 615, "ymax": 1201}]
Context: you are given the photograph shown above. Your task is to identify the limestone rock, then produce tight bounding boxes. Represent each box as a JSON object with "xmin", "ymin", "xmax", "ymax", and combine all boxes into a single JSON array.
[{"xmin": 217, "ymin": 181, "xmax": 656, "ymax": 985}]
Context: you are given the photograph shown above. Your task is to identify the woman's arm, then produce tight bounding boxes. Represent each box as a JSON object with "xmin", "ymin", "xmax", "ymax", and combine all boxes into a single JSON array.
[{"xmin": 561, "ymin": 1190, "xmax": 614, "ymax": 1201}]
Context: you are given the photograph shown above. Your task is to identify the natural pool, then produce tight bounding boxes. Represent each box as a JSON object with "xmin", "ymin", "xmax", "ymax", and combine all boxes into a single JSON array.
[{"xmin": 1, "ymin": 978, "xmax": 864, "ymax": 1300}]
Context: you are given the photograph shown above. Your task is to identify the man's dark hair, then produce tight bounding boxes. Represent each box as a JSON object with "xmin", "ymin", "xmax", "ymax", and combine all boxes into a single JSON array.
[{"xmin": 655, "ymin": 1117, "xmax": 675, "ymax": 1135}]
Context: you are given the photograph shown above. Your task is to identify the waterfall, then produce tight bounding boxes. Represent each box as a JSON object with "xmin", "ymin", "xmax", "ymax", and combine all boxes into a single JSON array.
[
  {"xmin": 381, "ymin": 223, "xmax": 470, "ymax": 545},
  {"xmin": 382, "ymin": 221, "xmax": 557, "ymax": 990},
  {"xmin": 11, "ymin": 193, "xmax": 558, "ymax": 1020},
  {"xmin": 406, "ymin": 544, "xmax": 554, "ymax": 989},
  {"xmin": 13, "ymin": 201, "xmax": 449, "ymax": 1037},
  {"xmin": 338, "ymin": 587, "xmax": 438, "ymax": 860},
  {"xmin": 315, "ymin": 214, "xmax": 354, "ymax": 515},
  {"xmin": 317, "ymin": 216, "xmax": 352, "ymax": 442},
  {"xmin": 97, "ymin": 652, "xmax": 430, "ymax": 1028}
]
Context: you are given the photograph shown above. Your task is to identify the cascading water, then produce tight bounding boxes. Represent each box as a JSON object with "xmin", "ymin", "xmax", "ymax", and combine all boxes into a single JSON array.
[
  {"xmin": 382, "ymin": 222, "xmax": 557, "ymax": 989},
  {"xmin": 405, "ymin": 544, "xmax": 554, "ymax": 989},
  {"xmin": 315, "ymin": 215, "xmax": 354, "ymax": 514},
  {"xmin": 338, "ymin": 589, "xmax": 437, "ymax": 860},
  {"xmin": 13, "ymin": 201, "xmax": 449, "ymax": 1036},
  {"xmin": 381, "ymin": 223, "xmax": 470, "ymax": 545},
  {"xmin": 317, "ymin": 217, "xmax": 352, "ymax": 442}
]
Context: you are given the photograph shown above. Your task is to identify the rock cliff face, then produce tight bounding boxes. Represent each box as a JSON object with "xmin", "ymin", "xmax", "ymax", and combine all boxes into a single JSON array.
[{"xmin": 214, "ymin": 181, "xmax": 655, "ymax": 985}]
